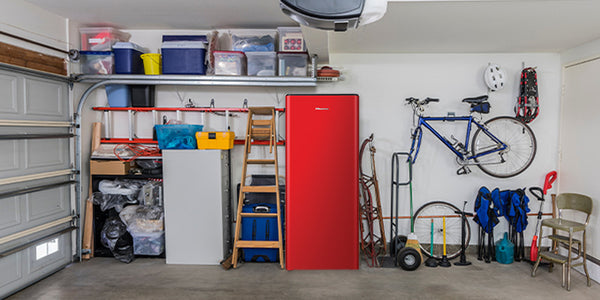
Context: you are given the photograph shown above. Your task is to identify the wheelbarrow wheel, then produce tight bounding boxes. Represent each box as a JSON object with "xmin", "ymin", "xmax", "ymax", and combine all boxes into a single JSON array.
[{"xmin": 397, "ymin": 247, "xmax": 421, "ymax": 271}]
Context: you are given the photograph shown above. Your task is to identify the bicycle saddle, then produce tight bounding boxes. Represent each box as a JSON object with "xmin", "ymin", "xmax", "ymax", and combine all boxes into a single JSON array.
[{"xmin": 462, "ymin": 95, "xmax": 488, "ymax": 104}]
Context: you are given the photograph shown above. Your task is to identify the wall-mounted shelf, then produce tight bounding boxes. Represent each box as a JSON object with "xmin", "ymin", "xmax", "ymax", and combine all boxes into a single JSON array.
[
  {"xmin": 99, "ymin": 138, "xmax": 284, "ymax": 146},
  {"xmin": 91, "ymin": 107, "xmax": 285, "ymax": 112},
  {"xmin": 75, "ymin": 74, "xmax": 317, "ymax": 87}
]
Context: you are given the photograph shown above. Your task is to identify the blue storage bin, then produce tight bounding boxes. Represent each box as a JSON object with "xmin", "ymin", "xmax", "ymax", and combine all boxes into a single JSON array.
[
  {"xmin": 155, "ymin": 124, "xmax": 204, "ymax": 149},
  {"xmin": 161, "ymin": 41, "xmax": 206, "ymax": 75},
  {"xmin": 113, "ymin": 42, "xmax": 147, "ymax": 74},
  {"xmin": 241, "ymin": 203, "xmax": 282, "ymax": 262},
  {"xmin": 105, "ymin": 85, "xmax": 131, "ymax": 107}
]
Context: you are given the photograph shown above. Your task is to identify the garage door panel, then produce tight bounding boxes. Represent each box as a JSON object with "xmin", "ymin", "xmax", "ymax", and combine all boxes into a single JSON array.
[
  {"xmin": 24, "ymin": 78, "xmax": 66, "ymax": 117},
  {"xmin": 28, "ymin": 235, "xmax": 69, "ymax": 273},
  {"xmin": 0, "ymin": 141, "xmax": 19, "ymax": 172},
  {"xmin": 0, "ymin": 74, "xmax": 18, "ymax": 114},
  {"xmin": 0, "ymin": 253, "xmax": 22, "ymax": 289},
  {"xmin": 26, "ymin": 186, "xmax": 69, "ymax": 222},
  {"xmin": 25, "ymin": 138, "xmax": 68, "ymax": 169},
  {"xmin": 0, "ymin": 64, "xmax": 72, "ymax": 298},
  {"xmin": 0, "ymin": 197, "xmax": 21, "ymax": 230}
]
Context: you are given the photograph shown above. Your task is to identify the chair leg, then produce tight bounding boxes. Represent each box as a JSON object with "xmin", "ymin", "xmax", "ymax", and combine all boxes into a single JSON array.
[
  {"xmin": 562, "ymin": 263, "xmax": 566, "ymax": 288},
  {"xmin": 532, "ymin": 255, "xmax": 542, "ymax": 277},
  {"xmin": 567, "ymin": 230, "xmax": 573, "ymax": 291},
  {"xmin": 583, "ymin": 230, "xmax": 591, "ymax": 287}
]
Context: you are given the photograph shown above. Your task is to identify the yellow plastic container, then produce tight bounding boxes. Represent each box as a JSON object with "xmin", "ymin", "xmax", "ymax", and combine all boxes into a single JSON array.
[
  {"xmin": 141, "ymin": 53, "xmax": 161, "ymax": 75},
  {"xmin": 196, "ymin": 131, "xmax": 235, "ymax": 150}
]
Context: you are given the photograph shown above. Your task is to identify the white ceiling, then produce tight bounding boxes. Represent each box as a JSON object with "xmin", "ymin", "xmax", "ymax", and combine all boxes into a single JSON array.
[{"xmin": 23, "ymin": 0, "xmax": 600, "ymax": 53}]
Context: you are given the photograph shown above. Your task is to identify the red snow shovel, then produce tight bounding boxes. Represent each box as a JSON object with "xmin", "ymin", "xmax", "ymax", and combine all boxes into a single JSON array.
[{"xmin": 529, "ymin": 171, "xmax": 557, "ymax": 262}]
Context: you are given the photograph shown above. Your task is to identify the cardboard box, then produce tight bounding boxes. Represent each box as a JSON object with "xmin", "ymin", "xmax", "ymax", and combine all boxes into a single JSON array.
[{"xmin": 90, "ymin": 160, "xmax": 133, "ymax": 175}]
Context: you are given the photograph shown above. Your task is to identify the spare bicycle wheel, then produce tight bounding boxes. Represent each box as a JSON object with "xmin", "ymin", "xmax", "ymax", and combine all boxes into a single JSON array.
[
  {"xmin": 472, "ymin": 116, "xmax": 536, "ymax": 178},
  {"xmin": 413, "ymin": 201, "xmax": 469, "ymax": 260}
]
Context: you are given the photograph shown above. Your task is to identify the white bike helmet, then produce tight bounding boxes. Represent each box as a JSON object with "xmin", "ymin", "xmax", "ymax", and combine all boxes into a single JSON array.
[{"xmin": 484, "ymin": 64, "xmax": 506, "ymax": 91}]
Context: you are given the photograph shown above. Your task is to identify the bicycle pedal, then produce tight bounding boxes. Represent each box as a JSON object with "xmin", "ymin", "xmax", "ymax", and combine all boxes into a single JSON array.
[{"xmin": 456, "ymin": 166, "xmax": 471, "ymax": 175}]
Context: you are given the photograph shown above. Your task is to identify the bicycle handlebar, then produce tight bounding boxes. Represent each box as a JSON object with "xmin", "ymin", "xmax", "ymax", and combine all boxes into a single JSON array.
[{"xmin": 405, "ymin": 97, "xmax": 439, "ymax": 105}]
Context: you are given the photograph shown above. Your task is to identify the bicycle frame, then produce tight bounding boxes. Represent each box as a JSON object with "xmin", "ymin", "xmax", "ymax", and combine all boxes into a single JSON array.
[{"xmin": 409, "ymin": 115, "xmax": 507, "ymax": 164}]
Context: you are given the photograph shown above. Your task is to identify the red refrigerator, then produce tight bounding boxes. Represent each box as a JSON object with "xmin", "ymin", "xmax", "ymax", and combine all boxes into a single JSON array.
[{"xmin": 285, "ymin": 94, "xmax": 359, "ymax": 270}]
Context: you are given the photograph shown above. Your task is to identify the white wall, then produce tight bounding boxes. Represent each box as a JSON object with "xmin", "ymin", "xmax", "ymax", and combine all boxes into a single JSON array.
[
  {"xmin": 559, "ymin": 38, "xmax": 600, "ymax": 281},
  {"xmin": 326, "ymin": 53, "xmax": 562, "ymax": 245}
]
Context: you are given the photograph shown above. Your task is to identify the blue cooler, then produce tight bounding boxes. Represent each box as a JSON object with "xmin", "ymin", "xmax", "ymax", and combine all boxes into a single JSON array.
[
  {"xmin": 241, "ymin": 203, "xmax": 282, "ymax": 262},
  {"xmin": 161, "ymin": 41, "xmax": 206, "ymax": 75},
  {"xmin": 112, "ymin": 42, "xmax": 147, "ymax": 74},
  {"xmin": 105, "ymin": 85, "xmax": 131, "ymax": 107}
]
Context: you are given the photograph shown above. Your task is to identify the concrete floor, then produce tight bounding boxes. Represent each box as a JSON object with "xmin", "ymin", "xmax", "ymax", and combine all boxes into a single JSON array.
[{"xmin": 8, "ymin": 256, "xmax": 599, "ymax": 300}]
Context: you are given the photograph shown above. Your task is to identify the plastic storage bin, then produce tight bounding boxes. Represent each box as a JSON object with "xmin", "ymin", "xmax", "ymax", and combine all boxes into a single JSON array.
[
  {"xmin": 105, "ymin": 85, "xmax": 131, "ymax": 107},
  {"xmin": 162, "ymin": 35, "xmax": 208, "ymax": 42},
  {"xmin": 155, "ymin": 124, "xmax": 204, "ymax": 149},
  {"xmin": 112, "ymin": 42, "xmax": 147, "ymax": 74},
  {"xmin": 80, "ymin": 51, "xmax": 114, "ymax": 74},
  {"xmin": 132, "ymin": 231, "xmax": 165, "ymax": 256},
  {"xmin": 277, "ymin": 52, "xmax": 308, "ymax": 77},
  {"xmin": 131, "ymin": 85, "xmax": 155, "ymax": 107},
  {"xmin": 214, "ymin": 51, "xmax": 246, "ymax": 75},
  {"xmin": 246, "ymin": 51, "xmax": 277, "ymax": 76},
  {"xmin": 79, "ymin": 27, "xmax": 130, "ymax": 51},
  {"xmin": 161, "ymin": 41, "xmax": 206, "ymax": 75},
  {"xmin": 196, "ymin": 131, "xmax": 235, "ymax": 149},
  {"xmin": 278, "ymin": 27, "xmax": 305, "ymax": 52},
  {"xmin": 229, "ymin": 29, "xmax": 276, "ymax": 52}
]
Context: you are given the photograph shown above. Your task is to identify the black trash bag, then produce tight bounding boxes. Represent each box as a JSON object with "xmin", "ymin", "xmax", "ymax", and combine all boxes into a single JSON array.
[{"xmin": 101, "ymin": 217, "xmax": 134, "ymax": 263}]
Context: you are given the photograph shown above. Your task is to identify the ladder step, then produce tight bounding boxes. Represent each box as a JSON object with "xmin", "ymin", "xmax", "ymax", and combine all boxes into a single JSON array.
[
  {"xmin": 235, "ymin": 241, "xmax": 280, "ymax": 248},
  {"xmin": 241, "ymin": 186, "xmax": 278, "ymax": 193},
  {"xmin": 250, "ymin": 107, "xmax": 274, "ymax": 115},
  {"xmin": 240, "ymin": 212, "xmax": 277, "ymax": 217},
  {"xmin": 246, "ymin": 159, "xmax": 276, "ymax": 164},
  {"xmin": 252, "ymin": 119, "xmax": 272, "ymax": 126}
]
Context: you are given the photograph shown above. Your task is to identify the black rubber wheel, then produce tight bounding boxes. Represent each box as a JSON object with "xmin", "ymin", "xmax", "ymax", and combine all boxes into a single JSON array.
[
  {"xmin": 397, "ymin": 247, "xmax": 421, "ymax": 271},
  {"xmin": 471, "ymin": 116, "xmax": 536, "ymax": 178}
]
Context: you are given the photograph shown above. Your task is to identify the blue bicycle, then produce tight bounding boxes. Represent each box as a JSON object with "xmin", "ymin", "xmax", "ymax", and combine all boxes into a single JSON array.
[{"xmin": 407, "ymin": 95, "xmax": 536, "ymax": 178}]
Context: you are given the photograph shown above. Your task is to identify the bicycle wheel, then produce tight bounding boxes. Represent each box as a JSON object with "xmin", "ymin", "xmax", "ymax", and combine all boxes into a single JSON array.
[
  {"xmin": 471, "ymin": 116, "xmax": 536, "ymax": 178},
  {"xmin": 412, "ymin": 201, "xmax": 469, "ymax": 260}
]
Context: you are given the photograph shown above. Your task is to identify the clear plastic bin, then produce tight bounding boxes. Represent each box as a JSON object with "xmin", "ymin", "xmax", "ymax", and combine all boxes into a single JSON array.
[
  {"xmin": 246, "ymin": 51, "xmax": 276, "ymax": 76},
  {"xmin": 132, "ymin": 231, "xmax": 164, "ymax": 256},
  {"xmin": 214, "ymin": 51, "xmax": 246, "ymax": 75},
  {"xmin": 80, "ymin": 51, "xmax": 114, "ymax": 74},
  {"xmin": 228, "ymin": 29, "xmax": 277, "ymax": 52},
  {"xmin": 278, "ymin": 52, "xmax": 308, "ymax": 77},
  {"xmin": 79, "ymin": 27, "xmax": 130, "ymax": 51},
  {"xmin": 277, "ymin": 27, "xmax": 305, "ymax": 52}
]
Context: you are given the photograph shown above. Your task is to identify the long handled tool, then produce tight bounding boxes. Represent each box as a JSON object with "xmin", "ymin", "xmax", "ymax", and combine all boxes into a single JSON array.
[{"xmin": 529, "ymin": 171, "xmax": 557, "ymax": 262}]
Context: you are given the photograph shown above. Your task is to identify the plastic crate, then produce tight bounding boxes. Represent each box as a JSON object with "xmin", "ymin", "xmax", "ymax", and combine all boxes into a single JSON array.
[
  {"xmin": 277, "ymin": 27, "xmax": 305, "ymax": 52},
  {"xmin": 79, "ymin": 27, "xmax": 130, "ymax": 51},
  {"xmin": 132, "ymin": 231, "xmax": 164, "ymax": 256},
  {"xmin": 228, "ymin": 29, "xmax": 277, "ymax": 52},
  {"xmin": 196, "ymin": 131, "xmax": 235, "ymax": 150},
  {"xmin": 80, "ymin": 51, "xmax": 114, "ymax": 75},
  {"xmin": 105, "ymin": 85, "xmax": 131, "ymax": 107},
  {"xmin": 161, "ymin": 41, "xmax": 206, "ymax": 75},
  {"xmin": 214, "ymin": 51, "xmax": 246, "ymax": 75},
  {"xmin": 246, "ymin": 51, "xmax": 276, "ymax": 76},
  {"xmin": 155, "ymin": 124, "xmax": 204, "ymax": 149},
  {"xmin": 277, "ymin": 52, "xmax": 308, "ymax": 77}
]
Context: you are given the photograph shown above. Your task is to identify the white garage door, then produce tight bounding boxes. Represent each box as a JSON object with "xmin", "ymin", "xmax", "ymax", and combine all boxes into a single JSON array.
[{"xmin": 0, "ymin": 64, "xmax": 75, "ymax": 298}]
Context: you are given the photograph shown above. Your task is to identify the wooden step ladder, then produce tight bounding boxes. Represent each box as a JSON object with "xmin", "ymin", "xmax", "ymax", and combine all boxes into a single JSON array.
[{"xmin": 232, "ymin": 107, "xmax": 284, "ymax": 268}]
